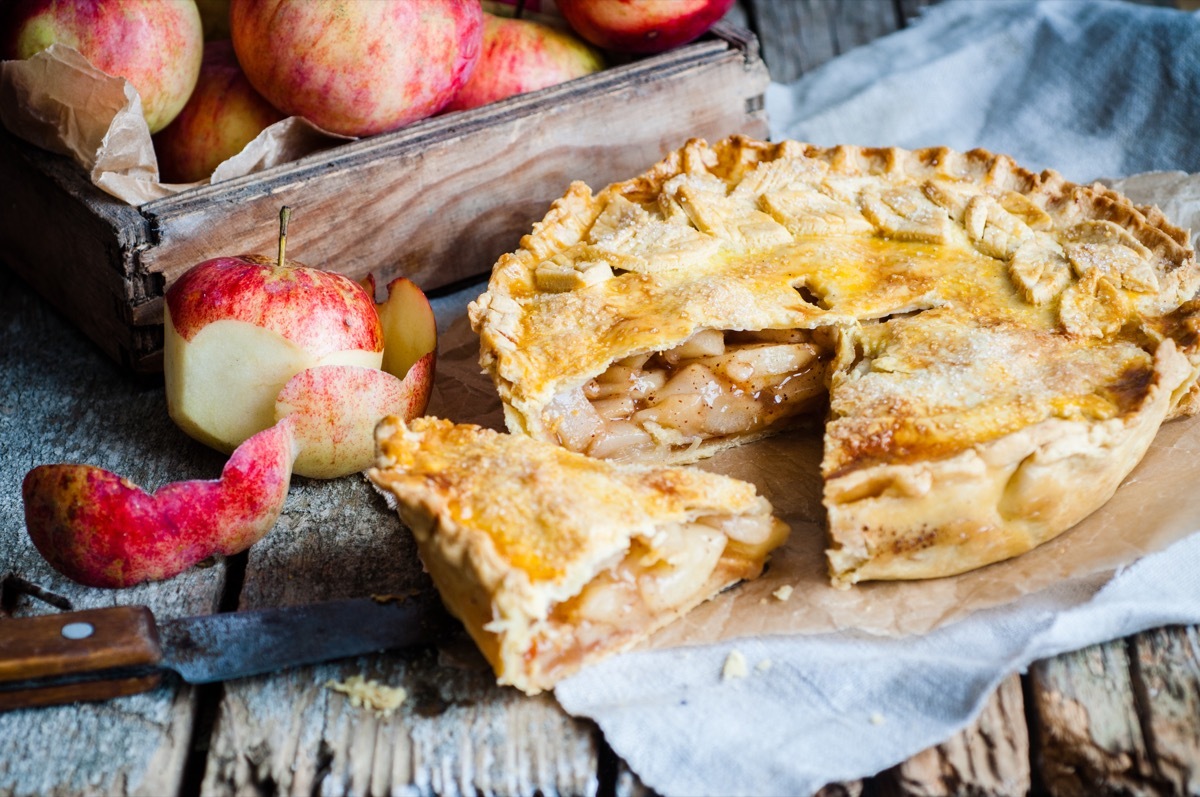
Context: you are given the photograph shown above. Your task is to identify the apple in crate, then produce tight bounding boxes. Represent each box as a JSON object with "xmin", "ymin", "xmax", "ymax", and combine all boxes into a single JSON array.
[
  {"xmin": 154, "ymin": 40, "xmax": 285, "ymax": 183},
  {"xmin": 164, "ymin": 208, "xmax": 436, "ymax": 479},
  {"xmin": 229, "ymin": 0, "xmax": 483, "ymax": 137},
  {"xmin": 444, "ymin": 13, "xmax": 604, "ymax": 112},
  {"xmin": 1, "ymin": 0, "xmax": 204, "ymax": 133},
  {"xmin": 557, "ymin": 0, "xmax": 734, "ymax": 54}
]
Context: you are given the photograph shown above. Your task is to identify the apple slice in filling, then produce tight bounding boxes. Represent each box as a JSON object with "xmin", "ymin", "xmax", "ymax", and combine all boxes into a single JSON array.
[{"xmin": 544, "ymin": 327, "xmax": 832, "ymax": 461}]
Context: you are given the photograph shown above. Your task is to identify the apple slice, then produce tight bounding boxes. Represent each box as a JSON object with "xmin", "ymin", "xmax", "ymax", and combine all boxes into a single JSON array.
[
  {"xmin": 23, "ymin": 421, "xmax": 297, "ymax": 588},
  {"xmin": 276, "ymin": 364, "xmax": 433, "ymax": 479},
  {"xmin": 377, "ymin": 276, "xmax": 438, "ymax": 380}
]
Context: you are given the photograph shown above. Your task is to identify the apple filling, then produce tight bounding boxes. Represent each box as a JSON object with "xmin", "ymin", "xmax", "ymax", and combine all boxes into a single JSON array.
[
  {"xmin": 526, "ymin": 510, "xmax": 788, "ymax": 683},
  {"xmin": 545, "ymin": 328, "xmax": 831, "ymax": 460}
]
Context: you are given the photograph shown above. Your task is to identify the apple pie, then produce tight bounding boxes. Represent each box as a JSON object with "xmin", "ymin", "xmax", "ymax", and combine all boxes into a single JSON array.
[
  {"xmin": 469, "ymin": 136, "xmax": 1200, "ymax": 586},
  {"xmin": 367, "ymin": 415, "xmax": 788, "ymax": 694}
]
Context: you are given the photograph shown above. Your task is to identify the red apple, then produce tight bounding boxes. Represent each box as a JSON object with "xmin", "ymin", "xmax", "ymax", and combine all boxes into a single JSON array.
[
  {"xmin": 164, "ymin": 208, "xmax": 437, "ymax": 479},
  {"xmin": 444, "ymin": 13, "xmax": 604, "ymax": 112},
  {"xmin": 229, "ymin": 0, "xmax": 483, "ymax": 137},
  {"xmin": 556, "ymin": 0, "xmax": 734, "ymax": 54},
  {"xmin": 1, "ymin": 0, "xmax": 204, "ymax": 133},
  {"xmin": 153, "ymin": 40, "xmax": 285, "ymax": 183}
]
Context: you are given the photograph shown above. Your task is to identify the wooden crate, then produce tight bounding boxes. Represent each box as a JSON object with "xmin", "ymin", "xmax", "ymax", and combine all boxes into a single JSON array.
[{"xmin": 0, "ymin": 24, "xmax": 769, "ymax": 374}]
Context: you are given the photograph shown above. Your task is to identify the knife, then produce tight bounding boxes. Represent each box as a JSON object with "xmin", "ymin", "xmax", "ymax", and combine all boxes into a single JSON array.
[{"xmin": 0, "ymin": 592, "xmax": 455, "ymax": 711}]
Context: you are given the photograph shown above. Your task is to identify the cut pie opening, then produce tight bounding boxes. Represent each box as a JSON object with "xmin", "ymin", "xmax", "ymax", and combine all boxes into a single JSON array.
[
  {"xmin": 545, "ymin": 327, "xmax": 833, "ymax": 461},
  {"xmin": 529, "ymin": 512, "xmax": 787, "ymax": 688}
]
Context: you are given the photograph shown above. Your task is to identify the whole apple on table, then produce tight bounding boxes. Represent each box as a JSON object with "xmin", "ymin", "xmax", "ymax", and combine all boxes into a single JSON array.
[
  {"xmin": 1, "ymin": 0, "xmax": 204, "ymax": 133},
  {"xmin": 23, "ymin": 208, "xmax": 438, "ymax": 588}
]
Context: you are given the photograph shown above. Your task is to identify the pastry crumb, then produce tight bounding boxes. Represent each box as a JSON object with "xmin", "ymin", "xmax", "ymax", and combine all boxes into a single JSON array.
[
  {"xmin": 755, "ymin": 658, "xmax": 773, "ymax": 673},
  {"xmin": 370, "ymin": 589, "xmax": 420, "ymax": 604},
  {"xmin": 722, "ymin": 650, "xmax": 748, "ymax": 680},
  {"xmin": 772, "ymin": 585, "xmax": 794, "ymax": 602},
  {"xmin": 869, "ymin": 711, "xmax": 886, "ymax": 726},
  {"xmin": 325, "ymin": 675, "xmax": 407, "ymax": 718}
]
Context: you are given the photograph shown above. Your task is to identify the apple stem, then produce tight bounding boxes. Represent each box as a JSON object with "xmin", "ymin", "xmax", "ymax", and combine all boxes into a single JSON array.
[{"xmin": 278, "ymin": 206, "xmax": 291, "ymax": 268}]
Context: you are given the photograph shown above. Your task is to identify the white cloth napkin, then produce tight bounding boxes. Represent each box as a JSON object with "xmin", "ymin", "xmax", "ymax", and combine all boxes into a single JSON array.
[{"xmin": 553, "ymin": 2, "xmax": 1200, "ymax": 794}]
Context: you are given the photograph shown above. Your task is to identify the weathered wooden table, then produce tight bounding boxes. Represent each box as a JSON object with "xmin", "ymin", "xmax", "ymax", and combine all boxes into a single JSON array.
[{"xmin": 3, "ymin": 1, "xmax": 1199, "ymax": 795}]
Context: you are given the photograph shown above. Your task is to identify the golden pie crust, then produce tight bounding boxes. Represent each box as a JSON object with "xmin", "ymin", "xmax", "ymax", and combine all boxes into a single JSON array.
[
  {"xmin": 367, "ymin": 415, "xmax": 788, "ymax": 694},
  {"xmin": 469, "ymin": 135, "xmax": 1200, "ymax": 586}
]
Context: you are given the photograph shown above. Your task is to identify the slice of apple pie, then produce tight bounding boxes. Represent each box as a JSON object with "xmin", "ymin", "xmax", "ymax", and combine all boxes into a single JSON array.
[
  {"xmin": 469, "ymin": 136, "xmax": 1200, "ymax": 586},
  {"xmin": 367, "ymin": 415, "xmax": 788, "ymax": 694}
]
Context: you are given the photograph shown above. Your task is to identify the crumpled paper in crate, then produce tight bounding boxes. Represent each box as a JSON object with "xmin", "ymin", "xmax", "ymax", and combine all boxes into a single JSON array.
[{"xmin": 0, "ymin": 44, "xmax": 343, "ymax": 205}]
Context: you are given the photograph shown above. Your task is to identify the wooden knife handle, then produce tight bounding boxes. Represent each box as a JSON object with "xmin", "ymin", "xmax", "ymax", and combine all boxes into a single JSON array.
[{"xmin": 0, "ymin": 606, "xmax": 164, "ymax": 711}]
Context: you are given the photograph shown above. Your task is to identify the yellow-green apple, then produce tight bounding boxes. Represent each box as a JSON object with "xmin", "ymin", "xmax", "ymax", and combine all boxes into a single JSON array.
[
  {"xmin": 1, "ymin": 0, "xmax": 204, "ymax": 133},
  {"xmin": 153, "ymin": 40, "xmax": 285, "ymax": 183},
  {"xmin": 23, "ymin": 420, "xmax": 297, "ymax": 588},
  {"xmin": 164, "ymin": 209, "xmax": 437, "ymax": 479},
  {"xmin": 229, "ymin": 0, "xmax": 484, "ymax": 137},
  {"xmin": 557, "ymin": 0, "xmax": 734, "ymax": 54},
  {"xmin": 444, "ymin": 13, "xmax": 604, "ymax": 112}
]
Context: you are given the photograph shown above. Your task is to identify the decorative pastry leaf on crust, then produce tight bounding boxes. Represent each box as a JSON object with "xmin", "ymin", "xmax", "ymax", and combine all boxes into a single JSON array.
[
  {"xmin": 860, "ymin": 185, "xmax": 954, "ymax": 244},
  {"xmin": 1009, "ymin": 236, "xmax": 1072, "ymax": 305}
]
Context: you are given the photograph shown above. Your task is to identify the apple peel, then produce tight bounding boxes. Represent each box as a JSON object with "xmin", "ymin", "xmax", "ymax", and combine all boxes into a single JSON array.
[
  {"xmin": 277, "ymin": 362, "xmax": 434, "ymax": 479},
  {"xmin": 23, "ymin": 420, "xmax": 297, "ymax": 589}
]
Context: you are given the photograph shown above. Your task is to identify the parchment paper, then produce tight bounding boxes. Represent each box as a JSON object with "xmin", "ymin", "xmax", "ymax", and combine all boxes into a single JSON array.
[
  {"xmin": 0, "ymin": 44, "xmax": 343, "ymax": 206},
  {"xmin": 429, "ymin": 168, "xmax": 1200, "ymax": 644}
]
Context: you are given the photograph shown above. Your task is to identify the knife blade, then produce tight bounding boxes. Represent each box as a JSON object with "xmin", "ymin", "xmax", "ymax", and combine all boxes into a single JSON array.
[{"xmin": 0, "ymin": 592, "xmax": 455, "ymax": 711}]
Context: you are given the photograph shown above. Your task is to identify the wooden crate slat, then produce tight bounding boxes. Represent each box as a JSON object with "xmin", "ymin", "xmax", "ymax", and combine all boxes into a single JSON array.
[{"xmin": 136, "ymin": 40, "xmax": 769, "ymax": 297}]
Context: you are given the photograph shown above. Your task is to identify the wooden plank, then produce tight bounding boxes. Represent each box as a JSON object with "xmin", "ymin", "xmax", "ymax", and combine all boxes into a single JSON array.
[
  {"xmin": 1028, "ymin": 638, "xmax": 1158, "ymax": 795},
  {"xmin": 1128, "ymin": 625, "xmax": 1200, "ymax": 794},
  {"xmin": 879, "ymin": 674, "xmax": 1029, "ymax": 797},
  {"xmin": 0, "ymin": 263, "xmax": 227, "ymax": 796},
  {"xmin": 744, "ymin": 0, "xmax": 904, "ymax": 83},
  {"xmin": 198, "ymin": 472, "xmax": 602, "ymax": 796}
]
